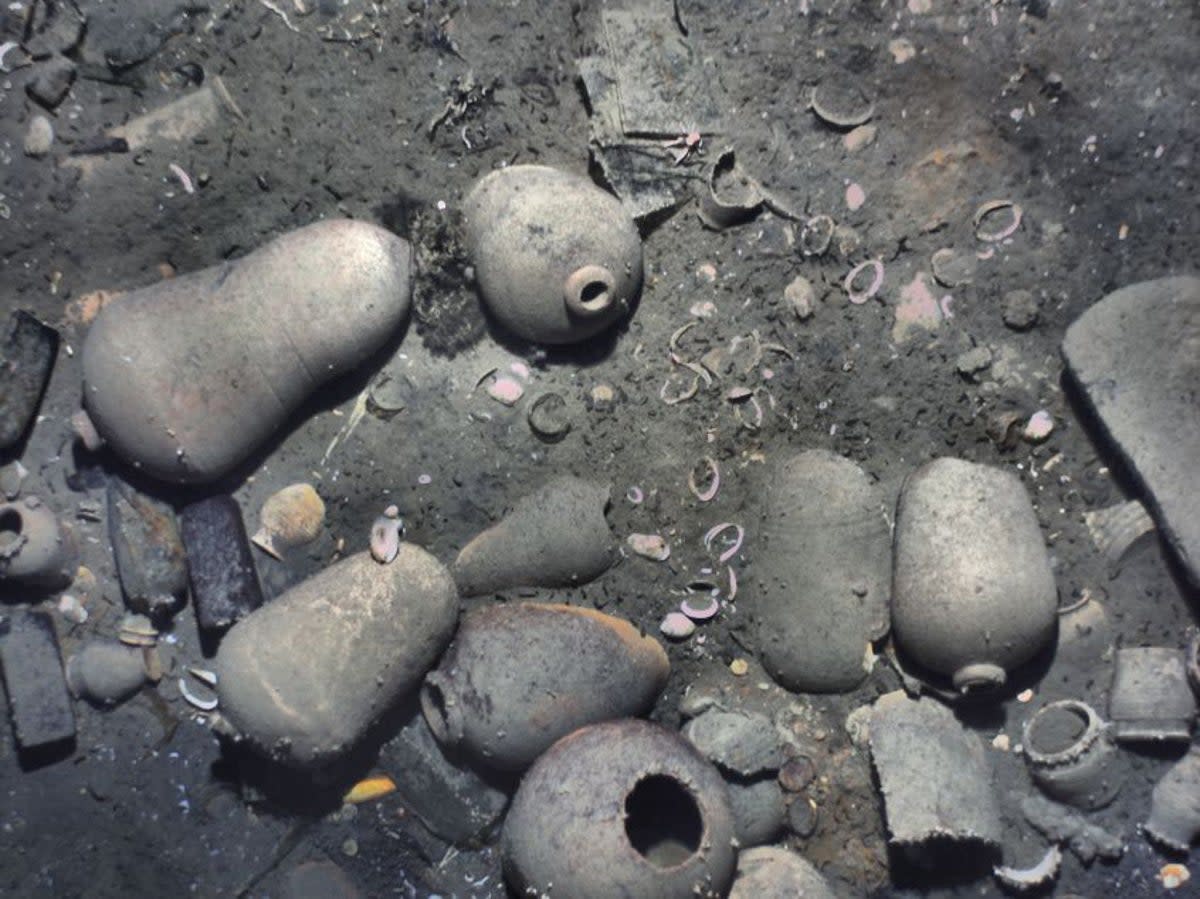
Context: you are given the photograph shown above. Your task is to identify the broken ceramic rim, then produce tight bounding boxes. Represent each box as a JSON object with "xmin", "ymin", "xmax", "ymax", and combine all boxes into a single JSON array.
[
  {"xmin": 844, "ymin": 259, "xmax": 884, "ymax": 304},
  {"xmin": 564, "ymin": 264, "xmax": 619, "ymax": 318},
  {"xmin": 420, "ymin": 670, "xmax": 466, "ymax": 745},
  {"xmin": 973, "ymin": 200, "xmax": 1023, "ymax": 242},
  {"xmin": 1022, "ymin": 699, "xmax": 1107, "ymax": 769},
  {"xmin": 698, "ymin": 148, "xmax": 764, "ymax": 229}
]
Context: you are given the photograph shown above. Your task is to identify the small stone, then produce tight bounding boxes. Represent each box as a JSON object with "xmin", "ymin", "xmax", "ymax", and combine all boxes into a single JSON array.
[
  {"xmin": 1002, "ymin": 289, "xmax": 1040, "ymax": 330},
  {"xmin": 660, "ymin": 612, "xmax": 696, "ymax": 640},
  {"xmin": 786, "ymin": 796, "xmax": 818, "ymax": 837},
  {"xmin": 782, "ymin": 274, "xmax": 820, "ymax": 321},
  {"xmin": 1023, "ymin": 410, "xmax": 1055, "ymax": 443},
  {"xmin": 930, "ymin": 248, "xmax": 976, "ymax": 287},
  {"xmin": 730, "ymin": 658, "xmax": 750, "ymax": 677},
  {"xmin": 23, "ymin": 115, "xmax": 54, "ymax": 157},
  {"xmin": 778, "ymin": 757, "xmax": 817, "ymax": 792},
  {"xmin": 832, "ymin": 225, "xmax": 862, "ymax": 258},
  {"xmin": 57, "ymin": 594, "xmax": 88, "ymax": 625},
  {"xmin": 26, "ymin": 55, "xmax": 76, "ymax": 109},
  {"xmin": 0, "ymin": 461, "xmax": 27, "ymax": 500},
  {"xmin": 1160, "ymin": 863, "xmax": 1190, "ymax": 890},
  {"xmin": 992, "ymin": 733, "xmax": 1011, "ymax": 752},
  {"xmin": 889, "ymin": 37, "xmax": 916, "ymax": 64},
  {"xmin": 955, "ymin": 346, "xmax": 993, "ymax": 380},
  {"xmin": 589, "ymin": 383, "xmax": 617, "ymax": 411},
  {"xmin": 843, "ymin": 124, "xmax": 877, "ymax": 153}
]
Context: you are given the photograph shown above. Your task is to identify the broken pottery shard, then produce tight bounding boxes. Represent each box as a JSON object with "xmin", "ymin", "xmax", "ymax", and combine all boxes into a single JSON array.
[
  {"xmin": 892, "ymin": 457, "xmax": 1058, "ymax": 694},
  {"xmin": 380, "ymin": 702, "xmax": 510, "ymax": 845},
  {"xmin": 600, "ymin": 7, "xmax": 720, "ymax": 135},
  {"xmin": 0, "ymin": 311, "xmax": 58, "ymax": 451},
  {"xmin": 1020, "ymin": 793, "xmax": 1125, "ymax": 865},
  {"xmin": 452, "ymin": 477, "xmax": 617, "ymax": 597},
  {"xmin": 179, "ymin": 495, "xmax": 263, "ymax": 633},
  {"xmin": 1145, "ymin": 744, "xmax": 1200, "ymax": 852},
  {"xmin": 0, "ymin": 609, "xmax": 75, "ymax": 751},
  {"xmin": 682, "ymin": 709, "xmax": 786, "ymax": 777},
  {"xmin": 752, "ymin": 450, "xmax": 891, "ymax": 693},
  {"xmin": 1084, "ymin": 498, "xmax": 1156, "ymax": 576},
  {"xmin": 1062, "ymin": 276, "xmax": 1200, "ymax": 586},
  {"xmin": 868, "ymin": 691, "xmax": 1002, "ymax": 846},
  {"xmin": 107, "ymin": 479, "xmax": 188, "ymax": 618},
  {"xmin": 1108, "ymin": 647, "xmax": 1196, "ymax": 743}
]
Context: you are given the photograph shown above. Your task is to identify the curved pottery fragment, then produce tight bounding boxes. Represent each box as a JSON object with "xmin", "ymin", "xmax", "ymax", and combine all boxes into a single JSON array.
[
  {"xmin": 421, "ymin": 602, "xmax": 669, "ymax": 770},
  {"xmin": 215, "ymin": 545, "xmax": 457, "ymax": 768},
  {"xmin": 728, "ymin": 847, "xmax": 837, "ymax": 899},
  {"xmin": 751, "ymin": 450, "xmax": 891, "ymax": 693},
  {"xmin": 1145, "ymin": 744, "xmax": 1200, "ymax": 851},
  {"xmin": 463, "ymin": 165, "xmax": 643, "ymax": 344},
  {"xmin": 452, "ymin": 476, "xmax": 617, "ymax": 597},
  {"xmin": 81, "ymin": 220, "xmax": 413, "ymax": 484},
  {"xmin": 892, "ymin": 457, "xmax": 1057, "ymax": 693},
  {"xmin": 1108, "ymin": 647, "xmax": 1196, "ymax": 743},
  {"xmin": 502, "ymin": 719, "xmax": 736, "ymax": 899},
  {"xmin": 868, "ymin": 691, "xmax": 1002, "ymax": 847},
  {"xmin": 1062, "ymin": 276, "xmax": 1200, "ymax": 586}
]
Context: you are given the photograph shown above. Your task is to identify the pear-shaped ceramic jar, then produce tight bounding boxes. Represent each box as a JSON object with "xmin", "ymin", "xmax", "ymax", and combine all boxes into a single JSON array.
[{"xmin": 463, "ymin": 165, "xmax": 643, "ymax": 344}]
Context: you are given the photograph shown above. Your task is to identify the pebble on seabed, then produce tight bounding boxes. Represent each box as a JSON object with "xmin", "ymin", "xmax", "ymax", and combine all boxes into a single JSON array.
[{"xmin": 23, "ymin": 115, "xmax": 53, "ymax": 157}]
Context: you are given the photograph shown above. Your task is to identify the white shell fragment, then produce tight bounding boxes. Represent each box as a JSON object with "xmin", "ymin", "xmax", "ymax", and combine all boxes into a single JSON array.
[
  {"xmin": 974, "ymin": 200, "xmax": 1023, "ymax": 242},
  {"xmin": 252, "ymin": 483, "xmax": 325, "ymax": 559},
  {"xmin": 627, "ymin": 533, "xmax": 671, "ymax": 561},
  {"xmin": 660, "ymin": 612, "xmax": 696, "ymax": 640},
  {"xmin": 370, "ymin": 513, "xmax": 404, "ymax": 564},
  {"xmin": 993, "ymin": 845, "xmax": 1061, "ymax": 891},
  {"xmin": 845, "ymin": 259, "xmax": 884, "ymax": 304}
]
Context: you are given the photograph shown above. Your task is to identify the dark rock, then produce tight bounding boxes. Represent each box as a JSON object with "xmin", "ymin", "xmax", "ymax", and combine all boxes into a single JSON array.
[
  {"xmin": 786, "ymin": 795, "xmax": 819, "ymax": 837},
  {"xmin": 1062, "ymin": 276, "xmax": 1200, "ymax": 586},
  {"xmin": 0, "ymin": 608, "xmax": 75, "ymax": 752},
  {"xmin": 107, "ymin": 479, "xmax": 188, "ymax": 619},
  {"xmin": 728, "ymin": 777, "xmax": 787, "ymax": 846},
  {"xmin": 380, "ymin": 702, "xmax": 510, "ymax": 845},
  {"xmin": 281, "ymin": 859, "xmax": 363, "ymax": 899},
  {"xmin": 0, "ymin": 311, "xmax": 58, "ymax": 451},
  {"xmin": 682, "ymin": 709, "xmax": 786, "ymax": 777},
  {"xmin": 21, "ymin": 0, "xmax": 85, "ymax": 58},
  {"xmin": 79, "ymin": 1, "xmax": 203, "ymax": 71},
  {"xmin": 26, "ymin": 54, "xmax": 76, "ymax": 108},
  {"xmin": 179, "ymin": 495, "xmax": 263, "ymax": 634},
  {"xmin": 1002, "ymin": 289, "xmax": 1039, "ymax": 330}
]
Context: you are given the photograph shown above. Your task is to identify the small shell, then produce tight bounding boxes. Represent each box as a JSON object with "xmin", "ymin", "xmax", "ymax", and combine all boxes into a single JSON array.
[
  {"xmin": 180, "ymin": 676, "xmax": 219, "ymax": 712},
  {"xmin": 993, "ymin": 846, "xmax": 1061, "ymax": 891},
  {"xmin": 627, "ymin": 533, "xmax": 671, "ymax": 561},
  {"xmin": 688, "ymin": 457, "xmax": 720, "ymax": 502},
  {"xmin": 487, "ymin": 375, "xmax": 525, "ymax": 406},
  {"xmin": 370, "ymin": 515, "xmax": 403, "ymax": 564},
  {"xmin": 252, "ymin": 483, "xmax": 325, "ymax": 559},
  {"xmin": 974, "ymin": 200, "xmax": 1023, "ymax": 242},
  {"xmin": 845, "ymin": 259, "xmax": 884, "ymax": 304},
  {"xmin": 681, "ymin": 595, "xmax": 720, "ymax": 621},
  {"xmin": 660, "ymin": 612, "xmax": 696, "ymax": 640},
  {"xmin": 703, "ymin": 523, "xmax": 744, "ymax": 563}
]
